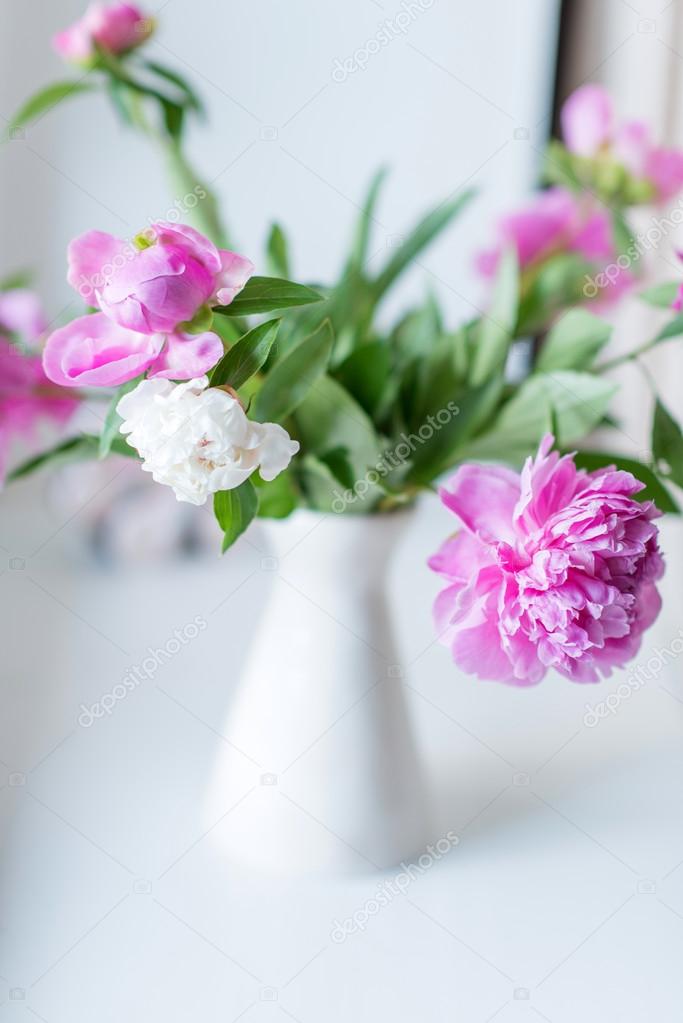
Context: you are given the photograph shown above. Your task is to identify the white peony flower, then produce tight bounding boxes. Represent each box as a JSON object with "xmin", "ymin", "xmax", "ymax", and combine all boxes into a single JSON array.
[{"xmin": 117, "ymin": 376, "xmax": 299, "ymax": 505}]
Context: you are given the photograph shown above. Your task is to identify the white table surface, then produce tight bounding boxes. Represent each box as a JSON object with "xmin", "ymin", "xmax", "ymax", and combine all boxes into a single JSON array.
[{"xmin": 1, "ymin": 468, "xmax": 683, "ymax": 1022}]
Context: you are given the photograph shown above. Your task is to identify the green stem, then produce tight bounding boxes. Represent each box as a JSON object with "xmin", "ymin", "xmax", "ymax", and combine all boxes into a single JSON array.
[
  {"xmin": 100, "ymin": 51, "xmax": 230, "ymax": 246},
  {"xmin": 598, "ymin": 338, "xmax": 659, "ymax": 373},
  {"xmin": 163, "ymin": 137, "xmax": 229, "ymax": 248}
]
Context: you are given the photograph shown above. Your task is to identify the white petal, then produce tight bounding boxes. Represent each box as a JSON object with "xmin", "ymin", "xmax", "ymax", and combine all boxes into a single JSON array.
[{"xmin": 256, "ymin": 422, "xmax": 300, "ymax": 481}]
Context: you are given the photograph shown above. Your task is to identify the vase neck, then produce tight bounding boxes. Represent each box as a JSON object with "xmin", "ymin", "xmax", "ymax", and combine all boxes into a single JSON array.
[{"xmin": 256, "ymin": 509, "xmax": 413, "ymax": 584}]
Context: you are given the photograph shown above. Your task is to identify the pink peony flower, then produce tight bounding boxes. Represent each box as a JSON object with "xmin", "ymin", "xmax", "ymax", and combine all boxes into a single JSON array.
[
  {"xmin": 42, "ymin": 312, "xmax": 223, "ymax": 387},
  {"xmin": 477, "ymin": 187, "xmax": 614, "ymax": 276},
  {"xmin": 0, "ymin": 338, "xmax": 78, "ymax": 483},
  {"xmin": 67, "ymin": 223, "xmax": 253, "ymax": 334},
  {"xmin": 429, "ymin": 436, "xmax": 665, "ymax": 685},
  {"xmin": 561, "ymin": 84, "xmax": 683, "ymax": 202},
  {"xmin": 52, "ymin": 3, "xmax": 153, "ymax": 64}
]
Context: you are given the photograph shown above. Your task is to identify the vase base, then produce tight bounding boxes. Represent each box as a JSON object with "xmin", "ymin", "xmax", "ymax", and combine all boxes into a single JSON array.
[{"xmin": 205, "ymin": 777, "xmax": 435, "ymax": 877}]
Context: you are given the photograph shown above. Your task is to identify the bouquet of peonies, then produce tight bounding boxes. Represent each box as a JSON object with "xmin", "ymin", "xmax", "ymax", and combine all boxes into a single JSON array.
[{"xmin": 3, "ymin": 2, "xmax": 683, "ymax": 686}]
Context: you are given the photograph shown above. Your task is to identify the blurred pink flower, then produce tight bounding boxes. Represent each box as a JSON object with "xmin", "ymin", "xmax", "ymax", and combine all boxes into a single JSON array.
[
  {"xmin": 477, "ymin": 187, "xmax": 613, "ymax": 276},
  {"xmin": 560, "ymin": 84, "xmax": 613, "ymax": 157},
  {"xmin": 67, "ymin": 223, "xmax": 253, "ymax": 334},
  {"xmin": 0, "ymin": 338, "xmax": 78, "ymax": 483},
  {"xmin": 429, "ymin": 436, "xmax": 664, "ymax": 685},
  {"xmin": 561, "ymin": 83, "xmax": 683, "ymax": 202},
  {"xmin": 42, "ymin": 312, "xmax": 223, "ymax": 387},
  {"xmin": 52, "ymin": 3, "xmax": 153, "ymax": 63},
  {"xmin": 0, "ymin": 289, "xmax": 47, "ymax": 344}
]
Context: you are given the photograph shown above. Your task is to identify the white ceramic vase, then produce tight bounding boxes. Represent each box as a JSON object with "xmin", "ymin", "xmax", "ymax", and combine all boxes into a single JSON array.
[{"xmin": 207, "ymin": 507, "xmax": 433, "ymax": 875}]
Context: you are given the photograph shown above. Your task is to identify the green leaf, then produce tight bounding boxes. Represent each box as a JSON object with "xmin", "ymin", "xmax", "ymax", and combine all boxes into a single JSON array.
[
  {"xmin": 266, "ymin": 224, "xmax": 291, "ymax": 278},
  {"xmin": 299, "ymin": 454, "xmax": 347, "ymax": 513},
  {"xmin": 638, "ymin": 282, "xmax": 679, "ymax": 308},
  {"xmin": 536, "ymin": 308, "xmax": 612, "ymax": 373},
  {"xmin": 370, "ymin": 189, "xmax": 475, "ymax": 303},
  {"xmin": 409, "ymin": 332, "xmax": 464, "ymax": 428},
  {"xmin": 8, "ymin": 436, "xmax": 95, "ymax": 481},
  {"xmin": 389, "ymin": 293, "xmax": 443, "ymax": 365},
  {"xmin": 335, "ymin": 342, "xmax": 391, "ymax": 417},
  {"xmin": 253, "ymin": 470, "xmax": 298, "ymax": 519},
  {"xmin": 346, "ymin": 166, "xmax": 388, "ymax": 277},
  {"xmin": 406, "ymin": 377, "xmax": 502, "ymax": 484},
  {"xmin": 99, "ymin": 377, "xmax": 143, "ymax": 459},
  {"xmin": 294, "ymin": 374, "xmax": 381, "ymax": 485},
  {"xmin": 211, "ymin": 312, "xmax": 245, "ymax": 347},
  {"xmin": 209, "ymin": 318, "xmax": 280, "ymax": 390},
  {"xmin": 214, "ymin": 276, "xmax": 323, "ymax": 317},
  {"xmin": 7, "ymin": 80, "xmax": 95, "ymax": 136},
  {"xmin": 542, "ymin": 140, "xmax": 584, "ymax": 191},
  {"xmin": 610, "ymin": 210, "xmax": 635, "ymax": 257},
  {"xmin": 653, "ymin": 399, "xmax": 683, "ymax": 488},
  {"xmin": 7, "ymin": 434, "xmax": 137, "ymax": 483},
  {"xmin": 95, "ymin": 46, "xmax": 177, "ymax": 108},
  {"xmin": 0, "ymin": 270, "xmax": 32, "ymax": 291},
  {"xmin": 319, "ymin": 447, "xmax": 357, "ymax": 490},
  {"xmin": 573, "ymin": 451, "xmax": 679, "ymax": 513},
  {"xmin": 254, "ymin": 320, "xmax": 334, "ymax": 423},
  {"xmin": 464, "ymin": 371, "xmax": 617, "ymax": 462},
  {"xmin": 516, "ymin": 251, "xmax": 590, "ymax": 335},
  {"xmin": 469, "ymin": 247, "xmax": 519, "ymax": 385},
  {"xmin": 213, "ymin": 480, "xmax": 258, "ymax": 552},
  {"xmin": 143, "ymin": 60, "xmax": 204, "ymax": 113},
  {"xmin": 161, "ymin": 98, "xmax": 185, "ymax": 139},
  {"xmin": 107, "ymin": 78, "xmax": 135, "ymax": 126}
]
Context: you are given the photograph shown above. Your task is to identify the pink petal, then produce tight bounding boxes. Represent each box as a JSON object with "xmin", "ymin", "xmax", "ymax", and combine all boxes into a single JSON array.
[
  {"xmin": 427, "ymin": 529, "xmax": 491, "ymax": 582},
  {"xmin": 42, "ymin": 313, "xmax": 163, "ymax": 387},
  {"xmin": 570, "ymin": 207, "xmax": 614, "ymax": 261},
  {"xmin": 448, "ymin": 593, "xmax": 522, "ymax": 684},
  {"xmin": 147, "ymin": 330, "xmax": 223, "ymax": 379},
  {"xmin": 87, "ymin": 3, "xmax": 150, "ymax": 53},
  {"xmin": 213, "ymin": 251, "xmax": 255, "ymax": 306},
  {"xmin": 497, "ymin": 188, "xmax": 577, "ymax": 268},
  {"xmin": 439, "ymin": 464, "xmax": 520, "ymax": 544},
  {"xmin": 151, "ymin": 222, "xmax": 222, "ymax": 274},
  {"xmin": 53, "ymin": 3, "xmax": 151, "ymax": 62},
  {"xmin": 561, "ymin": 84, "xmax": 613, "ymax": 157},
  {"xmin": 645, "ymin": 146, "xmax": 683, "ymax": 202},
  {"xmin": 514, "ymin": 434, "xmax": 579, "ymax": 535},
  {"xmin": 613, "ymin": 120, "xmax": 650, "ymax": 178},
  {"xmin": 67, "ymin": 230, "xmax": 129, "ymax": 306},
  {"xmin": 52, "ymin": 23, "xmax": 93, "ymax": 62},
  {"xmin": 0, "ymin": 337, "xmax": 78, "ymax": 484}
]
